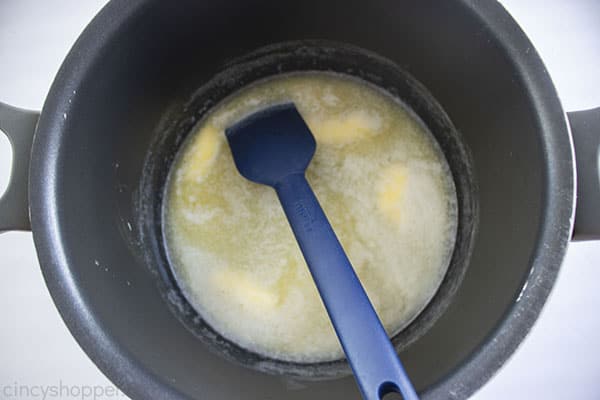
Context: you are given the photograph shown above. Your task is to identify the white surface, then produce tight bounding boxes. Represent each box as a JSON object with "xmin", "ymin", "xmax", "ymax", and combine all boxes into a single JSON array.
[{"xmin": 0, "ymin": 1, "xmax": 598, "ymax": 399}]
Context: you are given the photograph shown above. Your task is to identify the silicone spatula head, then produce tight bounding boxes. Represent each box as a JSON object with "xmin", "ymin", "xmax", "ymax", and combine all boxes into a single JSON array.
[{"xmin": 225, "ymin": 103, "xmax": 316, "ymax": 187}]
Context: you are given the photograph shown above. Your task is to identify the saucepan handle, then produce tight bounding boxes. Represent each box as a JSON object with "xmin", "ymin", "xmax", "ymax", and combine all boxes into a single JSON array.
[
  {"xmin": 568, "ymin": 107, "xmax": 600, "ymax": 241},
  {"xmin": 0, "ymin": 102, "xmax": 39, "ymax": 233}
]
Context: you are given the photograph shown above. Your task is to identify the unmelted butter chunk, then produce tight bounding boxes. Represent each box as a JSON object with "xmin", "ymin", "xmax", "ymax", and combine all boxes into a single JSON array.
[
  {"xmin": 212, "ymin": 269, "xmax": 280, "ymax": 311},
  {"xmin": 377, "ymin": 164, "xmax": 408, "ymax": 224},
  {"xmin": 180, "ymin": 124, "xmax": 222, "ymax": 183},
  {"xmin": 308, "ymin": 109, "xmax": 382, "ymax": 146}
]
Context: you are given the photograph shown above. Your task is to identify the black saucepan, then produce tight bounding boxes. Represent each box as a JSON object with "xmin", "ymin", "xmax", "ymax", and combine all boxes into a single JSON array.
[{"xmin": 0, "ymin": 1, "xmax": 598, "ymax": 399}]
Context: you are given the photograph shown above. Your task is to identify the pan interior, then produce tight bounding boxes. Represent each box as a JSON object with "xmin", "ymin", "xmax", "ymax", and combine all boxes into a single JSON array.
[{"xmin": 140, "ymin": 42, "xmax": 476, "ymax": 379}]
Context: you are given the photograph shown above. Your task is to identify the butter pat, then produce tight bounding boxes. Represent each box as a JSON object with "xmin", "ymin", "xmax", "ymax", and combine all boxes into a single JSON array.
[
  {"xmin": 212, "ymin": 269, "xmax": 279, "ymax": 311},
  {"xmin": 309, "ymin": 109, "xmax": 382, "ymax": 146},
  {"xmin": 181, "ymin": 124, "xmax": 222, "ymax": 183},
  {"xmin": 377, "ymin": 164, "xmax": 408, "ymax": 224}
]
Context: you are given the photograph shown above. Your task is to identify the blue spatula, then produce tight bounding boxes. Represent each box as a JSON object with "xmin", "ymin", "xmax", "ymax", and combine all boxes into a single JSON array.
[{"xmin": 225, "ymin": 103, "xmax": 419, "ymax": 400}]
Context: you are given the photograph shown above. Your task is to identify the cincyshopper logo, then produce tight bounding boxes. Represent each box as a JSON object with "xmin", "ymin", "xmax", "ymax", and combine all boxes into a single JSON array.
[{"xmin": 1, "ymin": 381, "xmax": 125, "ymax": 399}]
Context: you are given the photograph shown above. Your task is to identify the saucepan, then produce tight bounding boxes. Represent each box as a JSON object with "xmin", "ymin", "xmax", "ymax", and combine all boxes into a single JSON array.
[{"xmin": 0, "ymin": 0, "xmax": 598, "ymax": 399}]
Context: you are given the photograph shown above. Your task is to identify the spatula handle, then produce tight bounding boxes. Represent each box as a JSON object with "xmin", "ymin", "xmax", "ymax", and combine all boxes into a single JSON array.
[{"xmin": 275, "ymin": 173, "xmax": 419, "ymax": 400}]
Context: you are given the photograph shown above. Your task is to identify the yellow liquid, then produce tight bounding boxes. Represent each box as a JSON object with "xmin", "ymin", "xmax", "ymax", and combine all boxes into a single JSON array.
[{"xmin": 164, "ymin": 73, "xmax": 457, "ymax": 362}]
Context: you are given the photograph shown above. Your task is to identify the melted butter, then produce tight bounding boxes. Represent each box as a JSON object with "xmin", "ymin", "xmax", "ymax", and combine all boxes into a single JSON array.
[{"xmin": 164, "ymin": 72, "xmax": 457, "ymax": 362}]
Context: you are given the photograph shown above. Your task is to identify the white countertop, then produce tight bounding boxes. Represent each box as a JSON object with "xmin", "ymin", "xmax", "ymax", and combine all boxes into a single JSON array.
[{"xmin": 0, "ymin": 1, "xmax": 598, "ymax": 399}]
